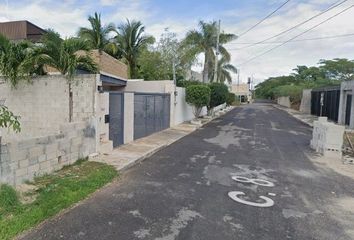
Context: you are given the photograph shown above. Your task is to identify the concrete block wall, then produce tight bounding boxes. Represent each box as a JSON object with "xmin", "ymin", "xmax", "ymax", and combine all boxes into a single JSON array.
[
  {"xmin": 277, "ymin": 96, "xmax": 291, "ymax": 108},
  {"xmin": 0, "ymin": 74, "xmax": 98, "ymax": 142},
  {"xmin": 0, "ymin": 120, "xmax": 96, "ymax": 185},
  {"xmin": 300, "ymin": 89, "xmax": 312, "ymax": 114},
  {"xmin": 310, "ymin": 117, "xmax": 345, "ymax": 158}
]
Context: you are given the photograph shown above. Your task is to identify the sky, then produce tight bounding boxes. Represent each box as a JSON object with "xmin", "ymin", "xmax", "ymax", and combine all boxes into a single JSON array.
[{"xmin": 0, "ymin": 0, "xmax": 354, "ymax": 85}]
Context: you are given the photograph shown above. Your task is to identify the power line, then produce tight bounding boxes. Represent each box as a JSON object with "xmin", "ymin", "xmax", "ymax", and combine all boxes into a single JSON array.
[
  {"xmin": 237, "ymin": 4, "xmax": 354, "ymax": 67},
  {"xmin": 226, "ymin": 33, "xmax": 354, "ymax": 50},
  {"xmin": 237, "ymin": 0, "xmax": 292, "ymax": 38},
  {"xmin": 233, "ymin": 0, "xmax": 348, "ymax": 50}
]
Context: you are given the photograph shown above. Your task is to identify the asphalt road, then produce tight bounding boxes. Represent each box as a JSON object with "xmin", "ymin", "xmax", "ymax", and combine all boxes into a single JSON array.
[{"xmin": 21, "ymin": 104, "xmax": 354, "ymax": 240}]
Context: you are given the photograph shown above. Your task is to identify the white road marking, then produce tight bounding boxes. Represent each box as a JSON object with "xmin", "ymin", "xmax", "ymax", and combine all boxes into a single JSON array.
[
  {"xmin": 228, "ymin": 191, "xmax": 275, "ymax": 208},
  {"xmin": 231, "ymin": 176, "xmax": 275, "ymax": 187},
  {"xmin": 268, "ymin": 193, "xmax": 276, "ymax": 196}
]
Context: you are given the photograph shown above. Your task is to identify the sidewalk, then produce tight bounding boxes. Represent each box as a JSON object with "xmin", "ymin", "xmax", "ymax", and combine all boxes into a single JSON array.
[
  {"xmin": 273, "ymin": 104, "xmax": 318, "ymax": 127},
  {"xmin": 92, "ymin": 107, "xmax": 234, "ymax": 172}
]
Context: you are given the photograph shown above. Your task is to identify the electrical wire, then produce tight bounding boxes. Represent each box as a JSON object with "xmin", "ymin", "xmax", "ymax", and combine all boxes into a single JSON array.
[
  {"xmin": 237, "ymin": 4, "xmax": 354, "ymax": 67},
  {"xmin": 226, "ymin": 33, "xmax": 354, "ymax": 50},
  {"xmin": 237, "ymin": 0, "xmax": 292, "ymax": 38},
  {"xmin": 232, "ymin": 0, "xmax": 349, "ymax": 49}
]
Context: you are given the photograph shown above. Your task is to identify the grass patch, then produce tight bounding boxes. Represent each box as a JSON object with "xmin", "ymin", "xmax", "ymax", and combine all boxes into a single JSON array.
[{"xmin": 0, "ymin": 159, "xmax": 117, "ymax": 240}]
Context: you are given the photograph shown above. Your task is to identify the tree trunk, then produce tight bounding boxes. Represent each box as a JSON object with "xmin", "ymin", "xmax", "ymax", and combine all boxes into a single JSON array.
[{"xmin": 203, "ymin": 55, "xmax": 209, "ymax": 83}]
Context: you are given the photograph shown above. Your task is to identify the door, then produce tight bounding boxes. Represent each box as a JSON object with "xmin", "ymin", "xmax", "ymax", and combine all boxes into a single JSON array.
[
  {"xmin": 134, "ymin": 93, "xmax": 170, "ymax": 140},
  {"xmin": 109, "ymin": 93, "xmax": 124, "ymax": 147},
  {"xmin": 345, "ymin": 94, "xmax": 352, "ymax": 126}
]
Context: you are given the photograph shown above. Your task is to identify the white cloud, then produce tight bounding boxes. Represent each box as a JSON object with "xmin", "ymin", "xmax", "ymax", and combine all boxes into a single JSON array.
[
  {"xmin": 222, "ymin": 1, "xmax": 354, "ymax": 83},
  {"xmin": 0, "ymin": 1, "xmax": 89, "ymax": 38}
]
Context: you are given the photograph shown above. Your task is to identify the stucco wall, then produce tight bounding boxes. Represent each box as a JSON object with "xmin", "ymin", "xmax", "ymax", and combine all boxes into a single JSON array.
[
  {"xmin": 300, "ymin": 89, "xmax": 312, "ymax": 114},
  {"xmin": 124, "ymin": 80, "xmax": 174, "ymax": 93},
  {"xmin": 0, "ymin": 120, "xmax": 96, "ymax": 185},
  {"xmin": 174, "ymin": 87, "xmax": 195, "ymax": 125},
  {"xmin": 0, "ymin": 75, "xmax": 98, "ymax": 142},
  {"xmin": 277, "ymin": 96, "xmax": 291, "ymax": 108}
]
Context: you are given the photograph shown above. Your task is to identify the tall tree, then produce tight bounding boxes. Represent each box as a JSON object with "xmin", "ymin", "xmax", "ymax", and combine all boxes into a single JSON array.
[
  {"xmin": 0, "ymin": 34, "xmax": 39, "ymax": 87},
  {"xmin": 115, "ymin": 19, "xmax": 154, "ymax": 79},
  {"xmin": 78, "ymin": 12, "xmax": 117, "ymax": 55},
  {"xmin": 319, "ymin": 58, "xmax": 354, "ymax": 81},
  {"xmin": 182, "ymin": 21, "xmax": 236, "ymax": 83},
  {"xmin": 38, "ymin": 31, "xmax": 98, "ymax": 121},
  {"xmin": 215, "ymin": 57, "xmax": 237, "ymax": 84}
]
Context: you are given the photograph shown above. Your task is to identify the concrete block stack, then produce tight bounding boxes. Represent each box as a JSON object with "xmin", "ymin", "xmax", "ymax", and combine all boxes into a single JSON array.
[{"xmin": 310, "ymin": 117, "xmax": 345, "ymax": 158}]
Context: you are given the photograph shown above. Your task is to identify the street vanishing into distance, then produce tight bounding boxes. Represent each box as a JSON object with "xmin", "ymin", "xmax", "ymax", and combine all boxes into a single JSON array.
[{"xmin": 20, "ymin": 103, "xmax": 354, "ymax": 240}]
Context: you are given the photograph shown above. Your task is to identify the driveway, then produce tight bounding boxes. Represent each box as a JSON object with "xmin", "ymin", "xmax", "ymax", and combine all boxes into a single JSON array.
[{"xmin": 21, "ymin": 104, "xmax": 354, "ymax": 240}]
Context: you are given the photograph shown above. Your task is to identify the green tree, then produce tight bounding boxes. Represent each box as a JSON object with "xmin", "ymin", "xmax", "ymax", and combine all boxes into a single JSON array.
[
  {"xmin": 319, "ymin": 58, "xmax": 354, "ymax": 81},
  {"xmin": 137, "ymin": 47, "xmax": 167, "ymax": 80},
  {"xmin": 214, "ymin": 57, "xmax": 237, "ymax": 84},
  {"xmin": 0, "ymin": 34, "xmax": 39, "ymax": 87},
  {"xmin": 115, "ymin": 19, "xmax": 154, "ymax": 79},
  {"xmin": 38, "ymin": 31, "xmax": 98, "ymax": 121},
  {"xmin": 186, "ymin": 85, "xmax": 211, "ymax": 118},
  {"xmin": 182, "ymin": 21, "xmax": 236, "ymax": 83},
  {"xmin": 0, "ymin": 105, "xmax": 21, "ymax": 133},
  {"xmin": 78, "ymin": 12, "xmax": 117, "ymax": 55},
  {"xmin": 207, "ymin": 82, "xmax": 228, "ymax": 114}
]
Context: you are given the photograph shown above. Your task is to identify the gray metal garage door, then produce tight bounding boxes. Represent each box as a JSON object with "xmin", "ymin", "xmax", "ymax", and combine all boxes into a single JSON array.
[
  {"xmin": 109, "ymin": 92, "xmax": 124, "ymax": 147},
  {"xmin": 134, "ymin": 93, "xmax": 170, "ymax": 140}
]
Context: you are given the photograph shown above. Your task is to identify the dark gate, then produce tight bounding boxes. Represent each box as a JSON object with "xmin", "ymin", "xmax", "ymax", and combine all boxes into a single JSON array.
[
  {"xmin": 109, "ymin": 92, "xmax": 124, "ymax": 147},
  {"xmin": 311, "ymin": 86, "xmax": 340, "ymax": 122},
  {"xmin": 345, "ymin": 94, "xmax": 352, "ymax": 126},
  {"xmin": 134, "ymin": 93, "xmax": 170, "ymax": 140}
]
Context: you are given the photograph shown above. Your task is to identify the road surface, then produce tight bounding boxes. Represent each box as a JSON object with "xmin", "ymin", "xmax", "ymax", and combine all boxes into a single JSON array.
[{"xmin": 21, "ymin": 104, "xmax": 354, "ymax": 240}]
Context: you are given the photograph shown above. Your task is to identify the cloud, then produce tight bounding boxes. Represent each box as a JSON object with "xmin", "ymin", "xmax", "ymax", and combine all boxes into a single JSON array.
[
  {"xmin": 222, "ymin": 1, "xmax": 354, "ymax": 83},
  {"xmin": 0, "ymin": 1, "xmax": 89, "ymax": 38}
]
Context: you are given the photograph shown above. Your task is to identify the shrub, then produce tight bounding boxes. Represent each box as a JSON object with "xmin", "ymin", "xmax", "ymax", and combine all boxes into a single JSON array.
[
  {"xmin": 208, "ymin": 82, "xmax": 228, "ymax": 112},
  {"xmin": 186, "ymin": 85, "xmax": 211, "ymax": 118},
  {"xmin": 226, "ymin": 92, "xmax": 236, "ymax": 106},
  {"xmin": 177, "ymin": 80, "xmax": 203, "ymax": 88},
  {"xmin": 273, "ymin": 84, "xmax": 303, "ymax": 104}
]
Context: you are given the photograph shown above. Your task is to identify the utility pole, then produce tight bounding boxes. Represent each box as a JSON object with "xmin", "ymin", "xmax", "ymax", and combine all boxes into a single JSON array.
[{"xmin": 213, "ymin": 20, "xmax": 221, "ymax": 83}]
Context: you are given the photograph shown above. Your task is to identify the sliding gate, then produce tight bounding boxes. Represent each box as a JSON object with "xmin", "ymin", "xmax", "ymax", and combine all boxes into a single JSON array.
[
  {"xmin": 134, "ymin": 93, "xmax": 170, "ymax": 140},
  {"xmin": 311, "ymin": 86, "xmax": 340, "ymax": 122}
]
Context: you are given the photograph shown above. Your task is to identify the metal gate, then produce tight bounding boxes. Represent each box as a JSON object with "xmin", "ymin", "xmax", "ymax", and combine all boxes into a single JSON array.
[
  {"xmin": 345, "ymin": 94, "xmax": 352, "ymax": 125},
  {"xmin": 134, "ymin": 93, "xmax": 170, "ymax": 140},
  {"xmin": 311, "ymin": 86, "xmax": 340, "ymax": 122},
  {"xmin": 109, "ymin": 93, "xmax": 124, "ymax": 147}
]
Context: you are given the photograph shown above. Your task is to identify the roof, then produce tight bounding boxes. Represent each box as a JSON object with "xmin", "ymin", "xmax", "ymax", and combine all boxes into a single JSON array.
[
  {"xmin": 0, "ymin": 20, "xmax": 46, "ymax": 42},
  {"xmin": 100, "ymin": 74, "xmax": 127, "ymax": 86}
]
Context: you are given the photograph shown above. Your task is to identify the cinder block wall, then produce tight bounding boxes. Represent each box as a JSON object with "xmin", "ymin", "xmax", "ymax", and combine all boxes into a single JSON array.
[
  {"xmin": 0, "ymin": 74, "xmax": 97, "ymax": 142},
  {"xmin": 0, "ymin": 120, "xmax": 96, "ymax": 185},
  {"xmin": 277, "ymin": 96, "xmax": 291, "ymax": 108},
  {"xmin": 300, "ymin": 89, "xmax": 312, "ymax": 114}
]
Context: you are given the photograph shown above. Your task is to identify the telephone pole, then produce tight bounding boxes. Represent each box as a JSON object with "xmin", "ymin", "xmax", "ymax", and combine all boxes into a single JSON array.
[{"xmin": 213, "ymin": 20, "xmax": 221, "ymax": 83}]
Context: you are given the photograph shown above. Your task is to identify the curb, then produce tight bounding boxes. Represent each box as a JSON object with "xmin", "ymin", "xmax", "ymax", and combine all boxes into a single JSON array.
[
  {"xmin": 115, "ymin": 106, "xmax": 235, "ymax": 173},
  {"xmin": 272, "ymin": 104, "xmax": 314, "ymax": 128}
]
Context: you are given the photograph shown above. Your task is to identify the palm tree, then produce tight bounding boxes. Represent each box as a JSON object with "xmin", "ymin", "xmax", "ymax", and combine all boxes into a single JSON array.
[
  {"xmin": 115, "ymin": 19, "xmax": 154, "ymax": 79},
  {"xmin": 214, "ymin": 57, "xmax": 237, "ymax": 84},
  {"xmin": 78, "ymin": 12, "xmax": 117, "ymax": 55},
  {"xmin": 38, "ymin": 31, "xmax": 98, "ymax": 121},
  {"xmin": 182, "ymin": 21, "xmax": 236, "ymax": 83},
  {"xmin": 0, "ymin": 34, "xmax": 38, "ymax": 87}
]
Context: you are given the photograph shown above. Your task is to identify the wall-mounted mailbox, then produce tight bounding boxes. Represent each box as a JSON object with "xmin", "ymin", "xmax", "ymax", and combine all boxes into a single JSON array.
[{"xmin": 105, "ymin": 114, "xmax": 110, "ymax": 123}]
